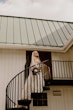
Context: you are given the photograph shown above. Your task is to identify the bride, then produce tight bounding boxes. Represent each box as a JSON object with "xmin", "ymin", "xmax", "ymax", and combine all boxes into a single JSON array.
[{"xmin": 22, "ymin": 51, "xmax": 45, "ymax": 99}]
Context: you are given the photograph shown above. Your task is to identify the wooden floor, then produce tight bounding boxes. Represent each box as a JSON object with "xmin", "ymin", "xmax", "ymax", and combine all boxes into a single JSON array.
[{"xmin": 30, "ymin": 86, "xmax": 73, "ymax": 110}]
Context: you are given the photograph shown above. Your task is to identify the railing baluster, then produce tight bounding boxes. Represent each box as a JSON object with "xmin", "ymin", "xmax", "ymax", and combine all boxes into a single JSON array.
[
  {"xmin": 69, "ymin": 62, "xmax": 71, "ymax": 78},
  {"xmin": 22, "ymin": 72, "xmax": 24, "ymax": 99},
  {"xmin": 14, "ymin": 78, "xmax": 16, "ymax": 107},
  {"xmin": 61, "ymin": 62, "xmax": 63, "ymax": 78},
  {"xmin": 7, "ymin": 87, "xmax": 9, "ymax": 109},
  {"xmin": 62, "ymin": 61, "xmax": 64, "ymax": 78},
  {"xmin": 11, "ymin": 83, "xmax": 12, "ymax": 108},
  {"xmin": 67, "ymin": 61, "xmax": 69, "ymax": 78},
  {"xmin": 20, "ymin": 73, "xmax": 22, "ymax": 100},
  {"xmin": 71, "ymin": 61, "xmax": 73, "ymax": 78},
  {"xmin": 12, "ymin": 79, "xmax": 14, "ymax": 108},
  {"xmin": 10, "ymin": 84, "xmax": 11, "ymax": 108},
  {"xmin": 69, "ymin": 62, "xmax": 73, "ymax": 78},
  {"xmin": 24, "ymin": 70, "xmax": 25, "ymax": 99},
  {"xmin": 58, "ymin": 61, "xmax": 61, "ymax": 78},
  {"xmin": 56, "ymin": 61, "xmax": 58, "ymax": 78},
  {"xmin": 27, "ymin": 68, "xmax": 28, "ymax": 99},
  {"xmin": 18, "ymin": 75, "xmax": 19, "ymax": 100}
]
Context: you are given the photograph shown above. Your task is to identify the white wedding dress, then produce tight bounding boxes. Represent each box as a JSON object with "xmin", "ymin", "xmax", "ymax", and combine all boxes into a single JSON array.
[{"xmin": 22, "ymin": 57, "xmax": 44, "ymax": 100}]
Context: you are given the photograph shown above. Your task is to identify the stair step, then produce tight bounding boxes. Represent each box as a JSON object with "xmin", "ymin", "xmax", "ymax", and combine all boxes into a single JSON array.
[
  {"xmin": 18, "ymin": 100, "xmax": 31, "ymax": 106},
  {"xmin": 8, "ymin": 108, "xmax": 28, "ymax": 110},
  {"xmin": 43, "ymin": 86, "xmax": 50, "ymax": 91}
]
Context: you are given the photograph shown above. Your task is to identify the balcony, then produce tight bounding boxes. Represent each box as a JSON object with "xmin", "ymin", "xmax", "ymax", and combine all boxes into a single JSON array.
[{"xmin": 51, "ymin": 60, "xmax": 73, "ymax": 85}]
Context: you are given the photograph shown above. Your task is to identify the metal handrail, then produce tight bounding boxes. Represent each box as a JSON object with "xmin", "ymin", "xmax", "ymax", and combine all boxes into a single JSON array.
[
  {"xmin": 6, "ymin": 59, "xmax": 50, "ymax": 109},
  {"xmin": 6, "ymin": 95, "xmax": 16, "ymax": 105}
]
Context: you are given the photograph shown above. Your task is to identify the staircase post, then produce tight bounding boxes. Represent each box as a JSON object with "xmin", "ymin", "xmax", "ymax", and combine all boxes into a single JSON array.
[{"xmin": 6, "ymin": 89, "xmax": 7, "ymax": 110}]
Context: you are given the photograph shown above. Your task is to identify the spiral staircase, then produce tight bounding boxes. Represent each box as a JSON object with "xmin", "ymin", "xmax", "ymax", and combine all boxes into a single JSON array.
[{"xmin": 6, "ymin": 59, "xmax": 51, "ymax": 110}]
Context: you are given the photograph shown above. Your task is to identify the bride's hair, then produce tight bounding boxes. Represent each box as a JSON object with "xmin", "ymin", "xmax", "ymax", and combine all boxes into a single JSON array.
[{"xmin": 30, "ymin": 51, "xmax": 40, "ymax": 66}]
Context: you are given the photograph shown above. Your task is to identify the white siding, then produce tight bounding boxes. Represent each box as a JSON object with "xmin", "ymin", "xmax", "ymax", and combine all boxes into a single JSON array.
[
  {"xmin": 0, "ymin": 49, "xmax": 26, "ymax": 110},
  {"xmin": 52, "ymin": 46, "xmax": 73, "ymax": 61},
  {"xmin": 30, "ymin": 86, "xmax": 73, "ymax": 110}
]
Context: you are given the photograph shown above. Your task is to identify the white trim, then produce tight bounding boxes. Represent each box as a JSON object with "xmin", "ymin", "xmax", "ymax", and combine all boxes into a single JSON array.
[
  {"xmin": 0, "ymin": 37, "xmax": 72, "ymax": 52},
  {"xmin": 62, "ymin": 37, "xmax": 73, "ymax": 52},
  {"xmin": 0, "ymin": 44, "xmax": 64, "ymax": 52}
]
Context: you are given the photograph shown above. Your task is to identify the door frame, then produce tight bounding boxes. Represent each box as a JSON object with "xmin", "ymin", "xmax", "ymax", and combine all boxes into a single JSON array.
[{"xmin": 25, "ymin": 51, "xmax": 52, "ymax": 79}]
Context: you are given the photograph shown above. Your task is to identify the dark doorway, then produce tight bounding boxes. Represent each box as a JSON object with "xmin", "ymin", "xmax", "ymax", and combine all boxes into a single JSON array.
[{"xmin": 25, "ymin": 51, "xmax": 52, "ymax": 80}]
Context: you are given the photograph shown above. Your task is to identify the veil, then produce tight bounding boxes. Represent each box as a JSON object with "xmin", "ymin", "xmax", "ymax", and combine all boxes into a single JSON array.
[
  {"xmin": 29, "ymin": 51, "xmax": 41, "ymax": 75},
  {"xmin": 30, "ymin": 51, "xmax": 35, "ymax": 67},
  {"xmin": 30, "ymin": 51, "xmax": 41, "ymax": 67}
]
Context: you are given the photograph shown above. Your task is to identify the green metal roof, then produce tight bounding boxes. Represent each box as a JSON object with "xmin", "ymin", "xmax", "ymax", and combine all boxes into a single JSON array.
[{"xmin": 0, "ymin": 15, "xmax": 73, "ymax": 50}]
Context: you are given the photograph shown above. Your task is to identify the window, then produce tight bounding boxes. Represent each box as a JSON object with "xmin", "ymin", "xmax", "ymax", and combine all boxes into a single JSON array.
[{"xmin": 32, "ymin": 93, "xmax": 48, "ymax": 106}]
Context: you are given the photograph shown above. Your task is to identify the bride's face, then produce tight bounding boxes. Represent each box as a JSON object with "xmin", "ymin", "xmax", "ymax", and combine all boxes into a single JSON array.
[{"xmin": 33, "ymin": 51, "xmax": 39, "ymax": 58}]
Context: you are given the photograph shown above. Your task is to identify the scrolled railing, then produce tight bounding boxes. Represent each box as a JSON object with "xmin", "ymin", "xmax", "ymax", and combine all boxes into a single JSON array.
[
  {"xmin": 6, "ymin": 69, "xmax": 26, "ymax": 109},
  {"xmin": 6, "ymin": 59, "xmax": 50, "ymax": 110}
]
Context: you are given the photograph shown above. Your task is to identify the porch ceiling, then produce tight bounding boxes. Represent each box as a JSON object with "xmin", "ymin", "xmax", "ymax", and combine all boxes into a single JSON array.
[{"xmin": 0, "ymin": 15, "xmax": 73, "ymax": 51}]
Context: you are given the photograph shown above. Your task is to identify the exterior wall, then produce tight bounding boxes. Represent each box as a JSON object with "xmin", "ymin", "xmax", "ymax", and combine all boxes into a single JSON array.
[
  {"xmin": 0, "ymin": 49, "xmax": 26, "ymax": 110},
  {"xmin": 51, "ymin": 46, "xmax": 73, "ymax": 79},
  {"xmin": 0, "ymin": 46, "xmax": 73, "ymax": 110},
  {"xmin": 30, "ymin": 86, "xmax": 73, "ymax": 110},
  {"xmin": 52, "ymin": 46, "xmax": 73, "ymax": 61}
]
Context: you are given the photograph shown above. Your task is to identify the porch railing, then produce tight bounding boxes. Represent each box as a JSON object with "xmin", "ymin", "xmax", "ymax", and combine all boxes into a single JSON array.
[{"xmin": 52, "ymin": 60, "xmax": 73, "ymax": 80}]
